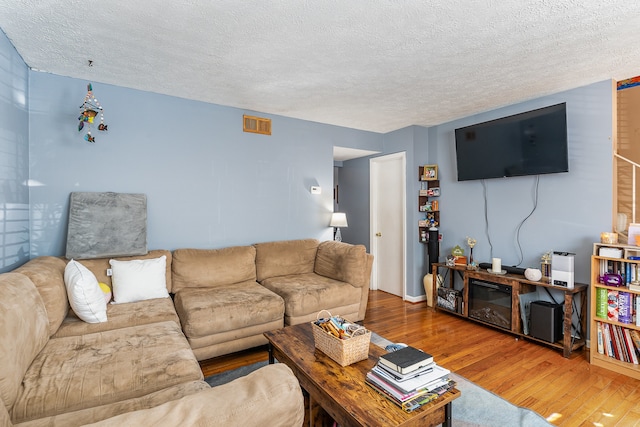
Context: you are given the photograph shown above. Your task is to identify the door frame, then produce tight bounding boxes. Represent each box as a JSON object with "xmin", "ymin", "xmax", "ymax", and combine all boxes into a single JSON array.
[{"xmin": 369, "ymin": 152, "xmax": 407, "ymax": 299}]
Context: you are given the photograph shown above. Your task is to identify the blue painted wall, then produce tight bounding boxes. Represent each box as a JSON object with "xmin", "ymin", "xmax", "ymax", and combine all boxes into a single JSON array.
[
  {"xmin": 0, "ymin": 27, "xmax": 615, "ymax": 300},
  {"xmin": 340, "ymin": 125, "xmax": 432, "ymax": 298},
  {"xmin": 27, "ymin": 72, "xmax": 383, "ymax": 256},
  {"xmin": 0, "ymin": 29, "xmax": 29, "ymax": 272},
  {"xmin": 437, "ymin": 81, "xmax": 612, "ymax": 286},
  {"xmin": 341, "ymin": 80, "xmax": 613, "ymax": 297}
]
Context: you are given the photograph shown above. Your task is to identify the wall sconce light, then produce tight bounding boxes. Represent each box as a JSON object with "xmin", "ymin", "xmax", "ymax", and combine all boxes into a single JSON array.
[{"xmin": 329, "ymin": 212, "xmax": 348, "ymax": 242}]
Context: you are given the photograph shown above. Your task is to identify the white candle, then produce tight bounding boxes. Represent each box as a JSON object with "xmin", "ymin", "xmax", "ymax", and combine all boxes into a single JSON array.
[{"xmin": 492, "ymin": 258, "xmax": 501, "ymax": 273}]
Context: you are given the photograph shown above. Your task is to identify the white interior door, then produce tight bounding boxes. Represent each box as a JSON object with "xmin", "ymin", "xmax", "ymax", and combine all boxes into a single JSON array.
[{"xmin": 370, "ymin": 153, "xmax": 406, "ymax": 298}]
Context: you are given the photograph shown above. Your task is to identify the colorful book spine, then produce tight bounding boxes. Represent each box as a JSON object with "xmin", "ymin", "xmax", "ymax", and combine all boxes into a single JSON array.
[
  {"xmin": 595, "ymin": 288, "xmax": 608, "ymax": 319},
  {"xmin": 615, "ymin": 326, "xmax": 630, "ymax": 362},
  {"xmin": 603, "ymin": 323, "xmax": 614, "ymax": 358},
  {"xmin": 627, "ymin": 262, "xmax": 632, "ymax": 285},
  {"xmin": 608, "ymin": 290, "xmax": 619, "ymax": 322},
  {"xmin": 619, "ymin": 292, "xmax": 633, "ymax": 324},
  {"xmin": 596, "ymin": 322, "xmax": 604, "ymax": 355},
  {"xmin": 623, "ymin": 328, "xmax": 639, "ymax": 364}
]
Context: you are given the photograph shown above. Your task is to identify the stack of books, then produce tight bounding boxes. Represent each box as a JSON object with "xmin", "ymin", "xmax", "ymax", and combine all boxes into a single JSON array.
[{"xmin": 365, "ymin": 345, "xmax": 455, "ymax": 413}]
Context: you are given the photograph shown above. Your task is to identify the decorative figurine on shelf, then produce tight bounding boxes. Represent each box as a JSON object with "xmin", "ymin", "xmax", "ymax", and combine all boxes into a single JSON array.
[
  {"xmin": 446, "ymin": 254, "xmax": 455, "ymax": 267},
  {"xmin": 451, "ymin": 245, "xmax": 464, "ymax": 256},
  {"xmin": 632, "ymin": 264, "xmax": 640, "ymax": 287},
  {"xmin": 78, "ymin": 83, "xmax": 107, "ymax": 143},
  {"xmin": 466, "ymin": 236, "xmax": 478, "ymax": 270},
  {"xmin": 426, "ymin": 212, "xmax": 438, "ymax": 229},
  {"xmin": 419, "ymin": 201, "xmax": 432, "ymax": 212},
  {"xmin": 541, "ymin": 251, "xmax": 551, "ymax": 281},
  {"xmin": 524, "ymin": 268, "xmax": 543, "ymax": 282},
  {"xmin": 450, "ymin": 245, "xmax": 467, "ymax": 267}
]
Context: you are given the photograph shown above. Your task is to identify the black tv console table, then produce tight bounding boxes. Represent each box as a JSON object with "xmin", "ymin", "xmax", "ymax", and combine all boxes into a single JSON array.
[{"xmin": 431, "ymin": 263, "xmax": 587, "ymax": 358}]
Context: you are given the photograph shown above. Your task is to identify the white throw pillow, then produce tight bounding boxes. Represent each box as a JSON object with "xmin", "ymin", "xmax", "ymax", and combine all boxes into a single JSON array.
[
  {"xmin": 64, "ymin": 259, "xmax": 108, "ymax": 323},
  {"xmin": 109, "ymin": 255, "xmax": 169, "ymax": 304}
]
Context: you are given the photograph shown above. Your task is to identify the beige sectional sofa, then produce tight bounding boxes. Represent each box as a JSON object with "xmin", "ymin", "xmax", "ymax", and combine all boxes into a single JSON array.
[
  {"xmin": 174, "ymin": 239, "xmax": 373, "ymax": 360},
  {"xmin": 0, "ymin": 239, "xmax": 371, "ymax": 426}
]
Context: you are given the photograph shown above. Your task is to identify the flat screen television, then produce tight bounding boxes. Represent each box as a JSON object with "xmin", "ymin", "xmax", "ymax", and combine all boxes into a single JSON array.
[{"xmin": 454, "ymin": 103, "xmax": 568, "ymax": 181}]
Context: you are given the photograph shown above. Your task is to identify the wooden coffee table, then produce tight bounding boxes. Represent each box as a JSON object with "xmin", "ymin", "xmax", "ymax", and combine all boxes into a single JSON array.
[{"xmin": 264, "ymin": 323, "xmax": 460, "ymax": 427}]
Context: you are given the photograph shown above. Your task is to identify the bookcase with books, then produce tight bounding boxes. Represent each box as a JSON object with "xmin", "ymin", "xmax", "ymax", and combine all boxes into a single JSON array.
[{"xmin": 590, "ymin": 242, "xmax": 640, "ymax": 379}]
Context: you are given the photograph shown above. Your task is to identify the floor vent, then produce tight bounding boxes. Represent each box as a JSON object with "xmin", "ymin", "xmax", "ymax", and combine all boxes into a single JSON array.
[{"xmin": 243, "ymin": 115, "xmax": 271, "ymax": 135}]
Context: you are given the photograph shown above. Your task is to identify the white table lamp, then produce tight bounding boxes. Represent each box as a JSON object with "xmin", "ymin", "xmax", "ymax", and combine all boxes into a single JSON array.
[{"xmin": 330, "ymin": 212, "xmax": 348, "ymax": 242}]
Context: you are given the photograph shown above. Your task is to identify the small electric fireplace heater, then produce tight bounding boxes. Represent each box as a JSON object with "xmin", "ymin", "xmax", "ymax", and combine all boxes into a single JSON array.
[{"xmin": 468, "ymin": 278, "xmax": 512, "ymax": 330}]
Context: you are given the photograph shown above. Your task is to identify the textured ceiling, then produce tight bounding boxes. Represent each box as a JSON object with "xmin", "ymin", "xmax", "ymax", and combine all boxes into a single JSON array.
[{"xmin": 1, "ymin": 1, "xmax": 639, "ymax": 133}]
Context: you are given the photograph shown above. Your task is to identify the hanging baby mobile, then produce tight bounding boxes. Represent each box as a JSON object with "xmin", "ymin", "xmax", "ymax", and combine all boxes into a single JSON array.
[{"xmin": 78, "ymin": 83, "xmax": 107, "ymax": 143}]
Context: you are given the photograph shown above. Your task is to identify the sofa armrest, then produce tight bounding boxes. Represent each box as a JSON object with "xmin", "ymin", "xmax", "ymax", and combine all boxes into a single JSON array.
[
  {"xmin": 82, "ymin": 364, "xmax": 304, "ymax": 427},
  {"xmin": 357, "ymin": 254, "xmax": 374, "ymax": 321},
  {"xmin": 314, "ymin": 241, "xmax": 369, "ymax": 287}
]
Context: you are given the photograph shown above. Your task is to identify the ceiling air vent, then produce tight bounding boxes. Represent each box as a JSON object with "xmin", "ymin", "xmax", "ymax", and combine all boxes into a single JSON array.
[{"xmin": 243, "ymin": 115, "xmax": 271, "ymax": 135}]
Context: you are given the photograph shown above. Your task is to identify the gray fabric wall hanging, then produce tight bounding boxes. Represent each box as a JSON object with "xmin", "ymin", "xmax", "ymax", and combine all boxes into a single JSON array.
[{"xmin": 65, "ymin": 192, "xmax": 148, "ymax": 259}]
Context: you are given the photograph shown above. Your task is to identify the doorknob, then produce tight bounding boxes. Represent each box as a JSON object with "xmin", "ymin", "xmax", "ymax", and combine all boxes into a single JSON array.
[{"xmin": 375, "ymin": 232, "xmax": 382, "ymax": 237}]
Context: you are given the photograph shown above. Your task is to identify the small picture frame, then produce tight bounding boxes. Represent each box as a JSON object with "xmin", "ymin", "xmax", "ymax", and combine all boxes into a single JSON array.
[
  {"xmin": 427, "ymin": 187, "xmax": 441, "ymax": 197},
  {"xmin": 421, "ymin": 165, "xmax": 438, "ymax": 181}
]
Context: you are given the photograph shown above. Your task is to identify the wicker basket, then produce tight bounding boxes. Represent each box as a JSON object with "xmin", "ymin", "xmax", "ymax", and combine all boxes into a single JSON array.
[{"xmin": 311, "ymin": 311, "xmax": 371, "ymax": 366}]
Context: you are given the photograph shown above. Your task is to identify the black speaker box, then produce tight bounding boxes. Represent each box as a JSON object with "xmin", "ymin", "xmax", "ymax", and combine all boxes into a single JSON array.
[
  {"xmin": 529, "ymin": 301, "xmax": 563, "ymax": 343},
  {"xmin": 427, "ymin": 229, "xmax": 439, "ymax": 266}
]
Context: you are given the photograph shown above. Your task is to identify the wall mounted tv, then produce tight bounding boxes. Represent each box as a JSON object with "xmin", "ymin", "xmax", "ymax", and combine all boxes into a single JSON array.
[{"xmin": 454, "ymin": 103, "xmax": 568, "ymax": 181}]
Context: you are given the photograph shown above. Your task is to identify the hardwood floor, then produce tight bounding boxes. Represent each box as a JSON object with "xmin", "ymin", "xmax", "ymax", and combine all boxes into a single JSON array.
[{"xmin": 200, "ymin": 290, "xmax": 640, "ymax": 426}]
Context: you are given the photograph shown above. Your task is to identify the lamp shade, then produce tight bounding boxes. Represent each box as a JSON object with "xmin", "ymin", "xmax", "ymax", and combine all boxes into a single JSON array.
[{"xmin": 330, "ymin": 212, "xmax": 348, "ymax": 228}]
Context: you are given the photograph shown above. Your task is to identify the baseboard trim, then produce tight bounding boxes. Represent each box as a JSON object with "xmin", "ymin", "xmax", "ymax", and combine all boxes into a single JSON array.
[{"xmin": 405, "ymin": 295, "xmax": 426, "ymax": 304}]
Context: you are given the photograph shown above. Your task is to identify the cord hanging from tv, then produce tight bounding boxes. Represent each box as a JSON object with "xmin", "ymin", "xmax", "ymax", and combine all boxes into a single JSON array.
[{"xmin": 454, "ymin": 103, "xmax": 568, "ymax": 181}]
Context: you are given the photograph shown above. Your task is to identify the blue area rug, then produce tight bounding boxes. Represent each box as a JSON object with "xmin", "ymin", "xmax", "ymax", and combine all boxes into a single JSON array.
[{"xmin": 205, "ymin": 333, "xmax": 552, "ymax": 427}]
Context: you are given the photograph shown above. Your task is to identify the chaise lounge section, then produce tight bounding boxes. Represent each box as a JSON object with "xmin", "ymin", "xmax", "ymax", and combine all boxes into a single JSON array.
[{"xmin": 0, "ymin": 265, "xmax": 209, "ymax": 427}]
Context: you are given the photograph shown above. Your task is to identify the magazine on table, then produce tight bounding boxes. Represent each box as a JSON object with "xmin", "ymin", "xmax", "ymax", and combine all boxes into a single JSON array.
[
  {"xmin": 366, "ymin": 370, "xmax": 451, "ymax": 401},
  {"xmin": 369, "ymin": 363, "xmax": 450, "ymax": 395}
]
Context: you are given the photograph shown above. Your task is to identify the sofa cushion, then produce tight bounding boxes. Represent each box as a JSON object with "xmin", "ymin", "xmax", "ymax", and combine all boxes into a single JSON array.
[
  {"xmin": 0, "ymin": 273, "xmax": 50, "ymax": 414},
  {"xmin": 11, "ymin": 321, "xmax": 203, "ymax": 424},
  {"xmin": 187, "ymin": 324, "xmax": 282, "ymax": 361},
  {"xmin": 254, "ymin": 238, "xmax": 319, "ymax": 282},
  {"xmin": 53, "ymin": 297, "xmax": 180, "ymax": 338},
  {"xmin": 314, "ymin": 241, "xmax": 368, "ymax": 287},
  {"xmin": 260, "ymin": 273, "xmax": 361, "ymax": 320},
  {"xmin": 14, "ymin": 256, "xmax": 69, "ymax": 336},
  {"xmin": 82, "ymin": 364, "xmax": 304, "ymax": 427},
  {"xmin": 74, "ymin": 250, "xmax": 173, "ymax": 293},
  {"xmin": 109, "ymin": 255, "xmax": 170, "ymax": 304},
  {"xmin": 64, "ymin": 260, "xmax": 108, "ymax": 323},
  {"xmin": 171, "ymin": 246, "xmax": 256, "ymax": 291},
  {"xmin": 14, "ymin": 380, "xmax": 211, "ymax": 427},
  {"xmin": 174, "ymin": 281, "xmax": 284, "ymax": 338}
]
